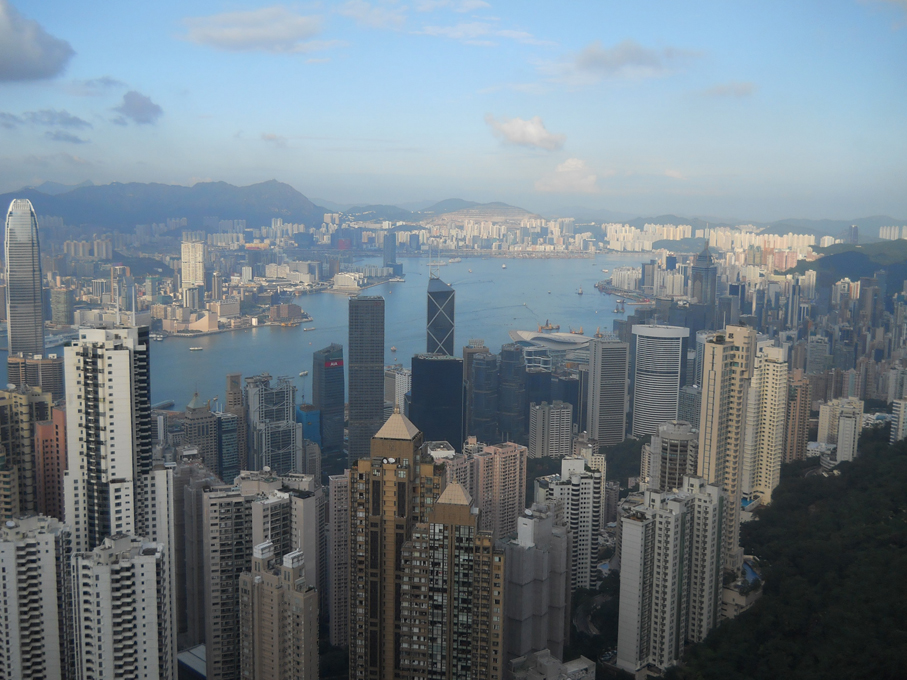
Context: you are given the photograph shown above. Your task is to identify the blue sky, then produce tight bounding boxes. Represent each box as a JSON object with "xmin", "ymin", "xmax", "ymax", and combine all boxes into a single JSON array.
[{"xmin": 1, "ymin": 0, "xmax": 905, "ymax": 220}]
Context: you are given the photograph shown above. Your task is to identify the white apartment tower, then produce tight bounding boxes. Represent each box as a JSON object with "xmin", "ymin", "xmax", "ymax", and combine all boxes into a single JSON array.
[
  {"xmin": 529, "ymin": 400, "xmax": 574, "ymax": 458},
  {"xmin": 642, "ymin": 420, "xmax": 698, "ymax": 493},
  {"xmin": 742, "ymin": 345, "xmax": 788, "ymax": 504},
  {"xmin": 818, "ymin": 397, "xmax": 865, "ymax": 464},
  {"xmin": 180, "ymin": 238, "xmax": 206, "ymax": 292},
  {"xmin": 0, "ymin": 516, "xmax": 73, "ymax": 680},
  {"xmin": 587, "ymin": 337, "xmax": 630, "ymax": 446},
  {"xmin": 73, "ymin": 535, "xmax": 175, "ymax": 680},
  {"xmin": 616, "ymin": 477, "xmax": 724, "ymax": 674},
  {"xmin": 891, "ymin": 399, "xmax": 907, "ymax": 444},
  {"xmin": 697, "ymin": 325, "xmax": 756, "ymax": 573},
  {"xmin": 632, "ymin": 325, "xmax": 689, "ymax": 437},
  {"xmin": 534, "ymin": 457, "xmax": 603, "ymax": 591}
]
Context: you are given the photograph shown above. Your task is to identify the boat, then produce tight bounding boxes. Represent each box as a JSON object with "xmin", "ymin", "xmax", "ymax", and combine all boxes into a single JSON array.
[
  {"xmin": 468, "ymin": 269, "xmax": 472, "ymax": 273},
  {"xmin": 448, "ymin": 257, "xmax": 462, "ymax": 263},
  {"xmin": 391, "ymin": 346, "xmax": 397, "ymax": 352},
  {"xmin": 299, "ymin": 371, "xmax": 309, "ymax": 377},
  {"xmin": 569, "ymin": 327, "xmax": 584, "ymax": 335},
  {"xmin": 303, "ymin": 327, "xmax": 317, "ymax": 332},
  {"xmin": 539, "ymin": 320, "xmax": 560, "ymax": 331},
  {"xmin": 577, "ymin": 287, "xmax": 583, "ymax": 295},
  {"xmin": 190, "ymin": 347, "xmax": 203, "ymax": 351},
  {"xmin": 501, "ymin": 264, "xmax": 507, "ymax": 269},
  {"xmin": 602, "ymin": 269, "xmax": 609, "ymax": 273}
]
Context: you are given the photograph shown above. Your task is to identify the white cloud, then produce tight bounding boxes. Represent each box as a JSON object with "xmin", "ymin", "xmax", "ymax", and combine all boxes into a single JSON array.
[
  {"xmin": 535, "ymin": 158, "xmax": 602, "ymax": 194},
  {"xmin": 113, "ymin": 91, "xmax": 163, "ymax": 125},
  {"xmin": 544, "ymin": 39, "xmax": 698, "ymax": 86},
  {"xmin": 182, "ymin": 6, "xmax": 335, "ymax": 53},
  {"xmin": 664, "ymin": 169, "xmax": 686, "ymax": 180},
  {"xmin": 485, "ymin": 114, "xmax": 565, "ymax": 151},
  {"xmin": 702, "ymin": 81, "xmax": 756, "ymax": 97},
  {"xmin": 415, "ymin": 0, "xmax": 491, "ymax": 12},
  {"xmin": 339, "ymin": 1, "xmax": 406, "ymax": 29},
  {"xmin": 0, "ymin": 0, "xmax": 74, "ymax": 81},
  {"xmin": 420, "ymin": 21, "xmax": 550, "ymax": 46}
]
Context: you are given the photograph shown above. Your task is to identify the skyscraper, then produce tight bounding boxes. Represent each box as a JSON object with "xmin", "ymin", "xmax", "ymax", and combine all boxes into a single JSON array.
[
  {"xmin": 690, "ymin": 240, "xmax": 718, "ymax": 308},
  {"xmin": 742, "ymin": 346, "xmax": 788, "ymax": 504},
  {"xmin": 33, "ymin": 403, "xmax": 67, "ymax": 521},
  {"xmin": 181, "ymin": 238, "xmax": 206, "ymax": 293},
  {"xmin": 631, "ymin": 325, "xmax": 689, "ymax": 437},
  {"xmin": 641, "ymin": 420, "xmax": 699, "ymax": 492},
  {"xmin": 499, "ymin": 343, "xmax": 528, "ymax": 443},
  {"xmin": 469, "ymin": 350, "xmax": 500, "ymax": 442},
  {"xmin": 784, "ymin": 370, "xmax": 811, "ymax": 462},
  {"xmin": 246, "ymin": 374, "xmax": 299, "ymax": 474},
  {"xmin": 327, "ymin": 472, "xmax": 350, "ymax": 648},
  {"xmin": 409, "ymin": 353, "xmax": 465, "ymax": 449},
  {"xmin": 5, "ymin": 199, "xmax": 45, "ymax": 357},
  {"xmin": 427, "ymin": 277, "xmax": 455, "ymax": 355},
  {"xmin": 0, "ymin": 385, "xmax": 52, "ymax": 519},
  {"xmin": 182, "ymin": 392, "xmax": 219, "ymax": 473},
  {"xmin": 225, "ymin": 372, "xmax": 248, "ymax": 468},
  {"xmin": 348, "ymin": 296, "xmax": 385, "ymax": 461},
  {"xmin": 528, "ymin": 401, "xmax": 574, "ymax": 458},
  {"xmin": 587, "ymin": 337, "xmax": 629, "ymax": 447},
  {"xmin": 697, "ymin": 325, "xmax": 756, "ymax": 572},
  {"xmin": 313, "ymin": 343, "xmax": 345, "ymax": 454}
]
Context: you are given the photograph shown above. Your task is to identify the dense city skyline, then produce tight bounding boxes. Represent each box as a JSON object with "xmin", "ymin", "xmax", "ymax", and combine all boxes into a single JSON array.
[{"xmin": 1, "ymin": 1, "xmax": 906, "ymax": 219}]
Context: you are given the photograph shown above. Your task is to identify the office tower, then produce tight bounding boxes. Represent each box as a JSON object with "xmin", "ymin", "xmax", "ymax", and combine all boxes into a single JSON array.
[
  {"xmin": 239, "ymin": 543, "xmax": 319, "ymax": 680},
  {"xmin": 398, "ymin": 482, "xmax": 505, "ymax": 680},
  {"xmin": 529, "ymin": 400, "xmax": 574, "ymax": 458},
  {"xmin": 409, "ymin": 353, "xmax": 465, "ymax": 449},
  {"xmin": 818, "ymin": 397, "xmax": 864, "ymax": 463},
  {"xmin": 383, "ymin": 364, "xmax": 411, "ymax": 408},
  {"xmin": 246, "ymin": 373, "xmax": 299, "ymax": 474},
  {"xmin": 181, "ymin": 238, "xmax": 206, "ymax": 292},
  {"xmin": 64, "ymin": 327, "xmax": 154, "ymax": 553},
  {"xmin": 690, "ymin": 240, "xmax": 718, "ymax": 308},
  {"xmin": 641, "ymin": 420, "xmax": 698, "ymax": 492},
  {"xmin": 327, "ymin": 472, "xmax": 350, "ymax": 647},
  {"xmin": 348, "ymin": 409, "xmax": 445, "ymax": 679},
  {"xmin": 534, "ymin": 457, "xmax": 603, "ymax": 591},
  {"xmin": 50, "ymin": 287, "xmax": 75, "ymax": 325},
  {"xmin": 214, "ymin": 410, "xmax": 241, "ymax": 483},
  {"xmin": 470, "ymin": 351, "xmax": 500, "ymax": 442},
  {"xmin": 444, "ymin": 439, "xmax": 528, "ymax": 539},
  {"xmin": 616, "ymin": 477, "xmax": 725, "ymax": 674},
  {"xmin": 348, "ymin": 296, "xmax": 385, "ymax": 462},
  {"xmin": 211, "ymin": 270, "xmax": 224, "ymax": 300},
  {"xmin": 463, "ymin": 337, "xmax": 490, "ymax": 381},
  {"xmin": 313, "ymin": 343, "xmax": 345, "ymax": 454},
  {"xmin": 225, "ymin": 373, "xmax": 248, "ymax": 468},
  {"xmin": 742, "ymin": 346, "xmax": 788, "ymax": 504},
  {"xmin": 678, "ymin": 385, "xmax": 702, "ymax": 428},
  {"xmin": 427, "ymin": 276, "xmax": 455, "ymax": 355},
  {"xmin": 382, "ymin": 233, "xmax": 396, "ymax": 267},
  {"xmin": 698, "ymin": 325, "xmax": 756, "ymax": 572},
  {"xmin": 631, "ymin": 325, "xmax": 689, "ymax": 437},
  {"xmin": 204, "ymin": 471, "xmax": 324, "ymax": 680},
  {"xmin": 34, "ymin": 403, "xmax": 67, "ymax": 520},
  {"xmin": 73, "ymin": 535, "xmax": 176, "ymax": 680},
  {"xmin": 526, "ymin": 367, "xmax": 553, "ymax": 418},
  {"xmin": 501, "ymin": 503, "xmax": 572, "ymax": 664},
  {"xmin": 172, "ymin": 457, "xmax": 220, "ymax": 650},
  {"xmin": 6, "ymin": 352, "xmax": 65, "ymax": 400},
  {"xmin": 806, "ymin": 335, "xmax": 830, "ymax": 374},
  {"xmin": 183, "ymin": 392, "xmax": 219, "ymax": 472},
  {"xmin": 5, "ymin": 199, "xmax": 45, "ymax": 357},
  {"xmin": 587, "ymin": 337, "xmax": 630, "ymax": 447},
  {"xmin": 784, "ymin": 370, "xmax": 811, "ymax": 462},
  {"xmin": 499, "ymin": 343, "xmax": 528, "ymax": 443},
  {"xmin": 0, "ymin": 385, "xmax": 52, "ymax": 518},
  {"xmin": 0, "ymin": 516, "xmax": 73, "ymax": 680}
]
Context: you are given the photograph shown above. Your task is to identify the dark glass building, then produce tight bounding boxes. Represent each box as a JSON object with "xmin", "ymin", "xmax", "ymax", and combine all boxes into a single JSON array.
[
  {"xmin": 409, "ymin": 354, "xmax": 465, "ymax": 450},
  {"xmin": 498, "ymin": 344, "xmax": 527, "ymax": 444},
  {"xmin": 215, "ymin": 411, "xmax": 240, "ymax": 484},
  {"xmin": 5, "ymin": 199, "xmax": 45, "ymax": 357},
  {"xmin": 469, "ymin": 352, "xmax": 499, "ymax": 443},
  {"xmin": 348, "ymin": 297, "xmax": 385, "ymax": 462},
  {"xmin": 427, "ymin": 277, "xmax": 455, "ymax": 356},
  {"xmin": 313, "ymin": 343, "xmax": 345, "ymax": 455}
]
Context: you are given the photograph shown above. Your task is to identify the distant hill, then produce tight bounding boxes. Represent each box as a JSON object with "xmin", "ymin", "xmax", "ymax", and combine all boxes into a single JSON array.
[
  {"xmin": 420, "ymin": 198, "xmax": 479, "ymax": 215},
  {"xmin": 0, "ymin": 180, "xmax": 326, "ymax": 230},
  {"xmin": 22, "ymin": 180, "xmax": 95, "ymax": 195},
  {"xmin": 345, "ymin": 204, "xmax": 415, "ymax": 222},
  {"xmin": 788, "ymin": 239, "xmax": 907, "ymax": 292}
]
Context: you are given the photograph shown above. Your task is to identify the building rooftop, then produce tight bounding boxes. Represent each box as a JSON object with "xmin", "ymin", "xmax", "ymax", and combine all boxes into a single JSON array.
[
  {"xmin": 437, "ymin": 481, "xmax": 472, "ymax": 506},
  {"xmin": 374, "ymin": 408, "xmax": 420, "ymax": 441}
]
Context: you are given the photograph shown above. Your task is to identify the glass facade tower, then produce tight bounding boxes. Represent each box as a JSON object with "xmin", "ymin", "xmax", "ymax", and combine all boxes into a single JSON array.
[
  {"xmin": 5, "ymin": 199, "xmax": 45, "ymax": 357},
  {"xmin": 313, "ymin": 343, "xmax": 345, "ymax": 455},
  {"xmin": 348, "ymin": 296, "xmax": 385, "ymax": 462}
]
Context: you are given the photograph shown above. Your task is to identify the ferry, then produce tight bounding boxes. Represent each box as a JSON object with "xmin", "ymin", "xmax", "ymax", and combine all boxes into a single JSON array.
[
  {"xmin": 391, "ymin": 346, "xmax": 397, "ymax": 352},
  {"xmin": 190, "ymin": 347, "xmax": 203, "ymax": 351},
  {"xmin": 303, "ymin": 327, "xmax": 317, "ymax": 332},
  {"xmin": 448, "ymin": 257, "xmax": 462, "ymax": 263},
  {"xmin": 299, "ymin": 371, "xmax": 309, "ymax": 377}
]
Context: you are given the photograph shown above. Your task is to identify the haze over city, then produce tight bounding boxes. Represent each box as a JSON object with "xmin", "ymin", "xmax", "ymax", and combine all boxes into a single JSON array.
[{"xmin": 1, "ymin": 0, "xmax": 906, "ymax": 219}]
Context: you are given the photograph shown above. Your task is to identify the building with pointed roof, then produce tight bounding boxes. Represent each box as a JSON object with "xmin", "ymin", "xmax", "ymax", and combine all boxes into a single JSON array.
[{"xmin": 690, "ymin": 240, "xmax": 718, "ymax": 308}]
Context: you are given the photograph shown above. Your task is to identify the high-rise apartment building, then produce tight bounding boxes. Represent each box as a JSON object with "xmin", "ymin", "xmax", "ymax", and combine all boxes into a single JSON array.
[
  {"xmin": 697, "ymin": 325, "xmax": 755, "ymax": 572},
  {"xmin": 409, "ymin": 353, "xmax": 465, "ymax": 450},
  {"xmin": 225, "ymin": 372, "xmax": 248, "ymax": 468},
  {"xmin": 5, "ymin": 199, "xmax": 45, "ymax": 357},
  {"xmin": 347, "ymin": 409, "xmax": 445, "ymax": 679},
  {"xmin": 181, "ymin": 238, "xmax": 206, "ymax": 292},
  {"xmin": 0, "ymin": 515, "xmax": 73, "ymax": 680},
  {"xmin": 313, "ymin": 343, "xmax": 345, "ymax": 455},
  {"xmin": 892, "ymin": 398, "xmax": 907, "ymax": 445},
  {"xmin": 784, "ymin": 369, "xmax": 811, "ymax": 462},
  {"xmin": 528, "ymin": 400, "xmax": 574, "ymax": 458},
  {"xmin": 444, "ymin": 438, "xmax": 528, "ymax": 539},
  {"xmin": 34, "ymin": 403, "xmax": 67, "ymax": 520},
  {"xmin": 239, "ymin": 543, "xmax": 319, "ymax": 680},
  {"xmin": 742, "ymin": 346, "xmax": 788, "ymax": 504},
  {"xmin": 500, "ymin": 502, "xmax": 571, "ymax": 664},
  {"xmin": 587, "ymin": 337, "xmax": 629, "ymax": 447},
  {"xmin": 327, "ymin": 472, "xmax": 350, "ymax": 647},
  {"xmin": 0, "ymin": 385, "xmax": 52, "ymax": 519},
  {"xmin": 73, "ymin": 534, "xmax": 176, "ymax": 680},
  {"xmin": 348, "ymin": 296, "xmax": 385, "ymax": 462},
  {"xmin": 427, "ymin": 277, "xmax": 455, "ymax": 355},
  {"xmin": 631, "ymin": 325, "xmax": 689, "ymax": 437},
  {"xmin": 6, "ymin": 352, "xmax": 65, "ymax": 400},
  {"xmin": 641, "ymin": 420, "xmax": 698, "ymax": 492},
  {"xmin": 616, "ymin": 477, "xmax": 725, "ymax": 674},
  {"xmin": 534, "ymin": 457, "xmax": 603, "ymax": 591},
  {"xmin": 50, "ymin": 287, "xmax": 75, "ymax": 325},
  {"xmin": 818, "ymin": 397, "xmax": 864, "ymax": 463},
  {"xmin": 398, "ymin": 482, "xmax": 505, "ymax": 680}
]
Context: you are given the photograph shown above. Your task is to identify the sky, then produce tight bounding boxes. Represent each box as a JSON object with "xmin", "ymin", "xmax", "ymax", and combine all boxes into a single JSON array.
[{"xmin": 0, "ymin": 0, "xmax": 905, "ymax": 221}]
